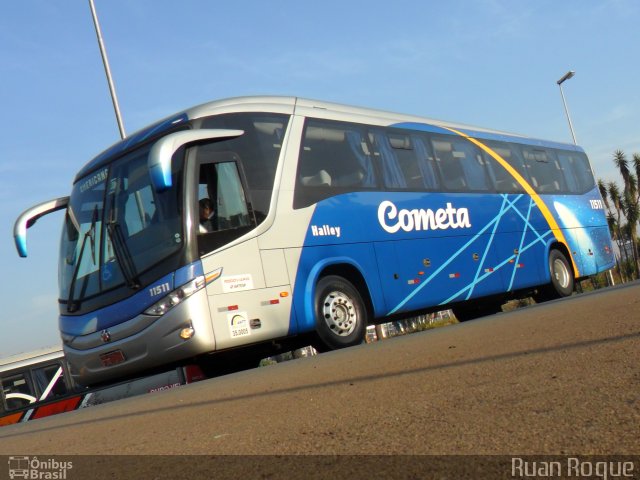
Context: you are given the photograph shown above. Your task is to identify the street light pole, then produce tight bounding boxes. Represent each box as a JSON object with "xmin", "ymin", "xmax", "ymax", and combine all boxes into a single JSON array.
[
  {"xmin": 556, "ymin": 70, "xmax": 616, "ymax": 287},
  {"xmin": 88, "ymin": 0, "xmax": 126, "ymax": 139},
  {"xmin": 557, "ymin": 70, "xmax": 577, "ymax": 145}
]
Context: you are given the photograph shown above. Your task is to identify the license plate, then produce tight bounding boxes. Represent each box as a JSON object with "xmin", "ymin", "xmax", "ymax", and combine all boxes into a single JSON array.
[{"xmin": 100, "ymin": 350, "xmax": 126, "ymax": 367}]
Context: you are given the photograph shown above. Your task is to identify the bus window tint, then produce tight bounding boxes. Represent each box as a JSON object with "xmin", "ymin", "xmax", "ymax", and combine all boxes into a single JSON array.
[
  {"xmin": 212, "ymin": 162, "xmax": 251, "ymax": 230},
  {"xmin": 101, "ymin": 153, "xmax": 183, "ymax": 289},
  {"xmin": 369, "ymin": 131, "xmax": 408, "ymax": 189},
  {"xmin": 520, "ymin": 147, "xmax": 567, "ymax": 193},
  {"xmin": 484, "ymin": 141, "xmax": 530, "ymax": 185},
  {"xmin": 369, "ymin": 130, "xmax": 439, "ymax": 190},
  {"xmin": 431, "ymin": 137, "xmax": 491, "ymax": 191},
  {"xmin": 556, "ymin": 150, "xmax": 595, "ymax": 193},
  {"xmin": 32, "ymin": 364, "xmax": 67, "ymax": 400},
  {"xmin": 411, "ymin": 135, "xmax": 440, "ymax": 189},
  {"xmin": 195, "ymin": 158, "xmax": 257, "ymax": 254},
  {"xmin": 480, "ymin": 144, "xmax": 525, "ymax": 193},
  {"xmin": 295, "ymin": 120, "xmax": 376, "ymax": 208},
  {"xmin": 1, "ymin": 373, "xmax": 36, "ymax": 410},
  {"xmin": 59, "ymin": 182, "xmax": 105, "ymax": 302},
  {"xmin": 123, "ymin": 185, "xmax": 156, "ymax": 236},
  {"xmin": 200, "ymin": 113, "xmax": 290, "ymax": 224}
]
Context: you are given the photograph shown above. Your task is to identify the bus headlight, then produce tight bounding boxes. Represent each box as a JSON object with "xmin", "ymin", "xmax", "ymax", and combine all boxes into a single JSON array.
[{"xmin": 144, "ymin": 276, "xmax": 205, "ymax": 316}]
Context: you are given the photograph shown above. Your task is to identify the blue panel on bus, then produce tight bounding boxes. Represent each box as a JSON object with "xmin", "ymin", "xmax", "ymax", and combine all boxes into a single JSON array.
[
  {"xmin": 291, "ymin": 188, "xmax": 613, "ymax": 332},
  {"xmin": 543, "ymin": 191, "xmax": 615, "ymax": 275},
  {"xmin": 59, "ymin": 261, "xmax": 204, "ymax": 336}
]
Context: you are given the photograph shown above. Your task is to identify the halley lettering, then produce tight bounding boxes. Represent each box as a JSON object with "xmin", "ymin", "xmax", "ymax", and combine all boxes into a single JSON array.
[
  {"xmin": 378, "ymin": 200, "xmax": 471, "ymax": 233},
  {"xmin": 311, "ymin": 225, "xmax": 341, "ymax": 238}
]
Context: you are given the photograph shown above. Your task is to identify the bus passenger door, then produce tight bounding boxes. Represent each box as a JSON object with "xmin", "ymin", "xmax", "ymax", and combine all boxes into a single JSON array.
[{"xmin": 194, "ymin": 158, "xmax": 291, "ymax": 351}]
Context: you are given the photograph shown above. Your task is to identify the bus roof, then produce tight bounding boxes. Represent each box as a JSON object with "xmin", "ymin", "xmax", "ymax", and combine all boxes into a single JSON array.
[
  {"xmin": 0, "ymin": 345, "xmax": 64, "ymax": 374},
  {"xmin": 75, "ymin": 95, "xmax": 581, "ymax": 182}
]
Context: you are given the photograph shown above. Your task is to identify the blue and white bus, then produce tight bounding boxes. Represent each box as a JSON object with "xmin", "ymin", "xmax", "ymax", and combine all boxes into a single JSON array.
[{"xmin": 14, "ymin": 96, "xmax": 615, "ymax": 385}]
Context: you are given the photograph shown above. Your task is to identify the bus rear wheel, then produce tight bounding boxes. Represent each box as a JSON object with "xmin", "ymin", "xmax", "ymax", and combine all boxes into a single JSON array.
[
  {"xmin": 535, "ymin": 249, "xmax": 574, "ymax": 302},
  {"xmin": 314, "ymin": 275, "xmax": 367, "ymax": 351}
]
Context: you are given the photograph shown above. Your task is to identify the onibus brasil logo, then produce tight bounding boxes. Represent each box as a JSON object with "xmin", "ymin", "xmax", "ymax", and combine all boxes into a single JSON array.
[{"xmin": 8, "ymin": 456, "xmax": 73, "ymax": 479}]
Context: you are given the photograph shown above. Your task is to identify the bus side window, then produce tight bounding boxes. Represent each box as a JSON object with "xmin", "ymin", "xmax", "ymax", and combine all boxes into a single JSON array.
[
  {"xmin": 370, "ymin": 130, "xmax": 441, "ymax": 191},
  {"xmin": 1, "ymin": 373, "xmax": 36, "ymax": 411},
  {"xmin": 32, "ymin": 364, "xmax": 68, "ymax": 400},
  {"xmin": 521, "ymin": 147, "xmax": 567, "ymax": 193},
  {"xmin": 196, "ymin": 157, "xmax": 256, "ymax": 254},
  {"xmin": 198, "ymin": 159, "xmax": 252, "ymax": 233},
  {"xmin": 294, "ymin": 120, "xmax": 377, "ymax": 209},
  {"xmin": 481, "ymin": 144, "xmax": 525, "ymax": 193},
  {"xmin": 369, "ymin": 131, "xmax": 408, "ymax": 189},
  {"xmin": 452, "ymin": 139, "xmax": 492, "ymax": 191},
  {"xmin": 411, "ymin": 135, "xmax": 440, "ymax": 190},
  {"xmin": 200, "ymin": 113, "xmax": 290, "ymax": 226},
  {"xmin": 556, "ymin": 151, "xmax": 595, "ymax": 193},
  {"xmin": 298, "ymin": 129, "xmax": 333, "ymax": 187},
  {"xmin": 432, "ymin": 138, "xmax": 468, "ymax": 191},
  {"xmin": 432, "ymin": 136, "xmax": 500, "ymax": 192}
]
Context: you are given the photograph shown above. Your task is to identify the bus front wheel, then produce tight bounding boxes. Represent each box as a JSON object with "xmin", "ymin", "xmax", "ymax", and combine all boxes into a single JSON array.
[
  {"xmin": 313, "ymin": 275, "xmax": 367, "ymax": 351},
  {"xmin": 535, "ymin": 249, "xmax": 574, "ymax": 302}
]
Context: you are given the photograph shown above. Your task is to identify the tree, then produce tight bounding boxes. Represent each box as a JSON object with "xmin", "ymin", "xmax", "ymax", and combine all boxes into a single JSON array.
[
  {"xmin": 598, "ymin": 179, "xmax": 609, "ymax": 209},
  {"xmin": 599, "ymin": 180, "xmax": 627, "ymax": 282},
  {"xmin": 607, "ymin": 181, "xmax": 626, "ymax": 259},
  {"xmin": 633, "ymin": 153, "xmax": 640, "ymax": 186},
  {"xmin": 612, "ymin": 150, "xmax": 640, "ymax": 279}
]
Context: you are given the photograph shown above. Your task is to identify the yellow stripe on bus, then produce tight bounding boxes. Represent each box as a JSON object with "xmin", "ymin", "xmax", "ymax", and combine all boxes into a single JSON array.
[{"xmin": 443, "ymin": 126, "xmax": 580, "ymax": 279}]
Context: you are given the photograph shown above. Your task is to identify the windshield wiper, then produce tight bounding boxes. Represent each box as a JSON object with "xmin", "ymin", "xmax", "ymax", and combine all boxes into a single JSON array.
[
  {"xmin": 105, "ymin": 184, "xmax": 140, "ymax": 290},
  {"xmin": 67, "ymin": 206, "xmax": 98, "ymax": 313},
  {"xmin": 106, "ymin": 220, "xmax": 140, "ymax": 290}
]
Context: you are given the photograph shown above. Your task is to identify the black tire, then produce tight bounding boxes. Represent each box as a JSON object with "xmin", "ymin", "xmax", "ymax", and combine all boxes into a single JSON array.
[
  {"xmin": 535, "ymin": 249, "xmax": 574, "ymax": 302},
  {"xmin": 313, "ymin": 275, "xmax": 367, "ymax": 351}
]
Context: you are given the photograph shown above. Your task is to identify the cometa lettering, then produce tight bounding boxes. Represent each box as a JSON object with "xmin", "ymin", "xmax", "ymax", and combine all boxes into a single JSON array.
[{"xmin": 378, "ymin": 200, "xmax": 471, "ymax": 233}]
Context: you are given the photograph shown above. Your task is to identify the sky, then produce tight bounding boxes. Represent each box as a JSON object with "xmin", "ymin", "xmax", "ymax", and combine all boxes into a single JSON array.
[{"xmin": 1, "ymin": 0, "xmax": 639, "ymax": 357}]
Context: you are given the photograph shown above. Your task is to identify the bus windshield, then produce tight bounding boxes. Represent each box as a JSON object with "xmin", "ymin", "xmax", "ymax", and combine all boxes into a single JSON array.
[{"xmin": 59, "ymin": 148, "xmax": 182, "ymax": 310}]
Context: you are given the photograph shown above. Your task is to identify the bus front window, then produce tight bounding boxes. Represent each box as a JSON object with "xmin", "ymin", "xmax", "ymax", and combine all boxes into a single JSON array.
[
  {"xmin": 59, "ymin": 148, "xmax": 183, "ymax": 312},
  {"xmin": 59, "ymin": 169, "xmax": 106, "ymax": 307},
  {"xmin": 102, "ymin": 152, "xmax": 183, "ymax": 291}
]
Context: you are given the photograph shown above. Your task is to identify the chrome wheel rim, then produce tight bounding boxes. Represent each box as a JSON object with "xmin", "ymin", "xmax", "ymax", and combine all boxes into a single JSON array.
[
  {"xmin": 552, "ymin": 258, "xmax": 570, "ymax": 289},
  {"xmin": 322, "ymin": 290, "xmax": 357, "ymax": 337}
]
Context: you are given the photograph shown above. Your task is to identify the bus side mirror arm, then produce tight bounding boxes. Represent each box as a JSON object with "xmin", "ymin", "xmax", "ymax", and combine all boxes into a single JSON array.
[
  {"xmin": 14, "ymin": 196, "xmax": 70, "ymax": 258},
  {"xmin": 148, "ymin": 129, "xmax": 244, "ymax": 192}
]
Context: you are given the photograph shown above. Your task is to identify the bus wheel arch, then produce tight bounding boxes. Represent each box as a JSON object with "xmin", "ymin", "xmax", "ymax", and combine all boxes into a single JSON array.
[{"xmin": 311, "ymin": 264, "xmax": 372, "ymax": 351}]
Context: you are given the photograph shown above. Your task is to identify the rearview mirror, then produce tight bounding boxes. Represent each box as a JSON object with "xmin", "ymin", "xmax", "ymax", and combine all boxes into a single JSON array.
[
  {"xmin": 14, "ymin": 196, "xmax": 69, "ymax": 257},
  {"xmin": 149, "ymin": 129, "xmax": 244, "ymax": 191}
]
